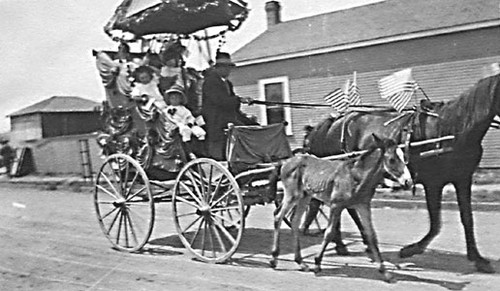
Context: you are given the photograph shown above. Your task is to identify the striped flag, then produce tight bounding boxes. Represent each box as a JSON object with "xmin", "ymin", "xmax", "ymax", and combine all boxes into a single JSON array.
[
  {"xmin": 348, "ymin": 71, "xmax": 361, "ymax": 105},
  {"xmin": 378, "ymin": 68, "xmax": 418, "ymax": 112},
  {"xmin": 324, "ymin": 88, "xmax": 348, "ymax": 112}
]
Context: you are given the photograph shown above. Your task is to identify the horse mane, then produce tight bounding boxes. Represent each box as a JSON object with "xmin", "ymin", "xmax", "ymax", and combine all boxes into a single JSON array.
[
  {"xmin": 353, "ymin": 138, "xmax": 396, "ymax": 167},
  {"xmin": 436, "ymin": 74, "xmax": 500, "ymax": 135}
]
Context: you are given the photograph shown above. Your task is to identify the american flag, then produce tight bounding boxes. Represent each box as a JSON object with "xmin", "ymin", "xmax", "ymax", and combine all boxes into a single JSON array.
[
  {"xmin": 378, "ymin": 68, "xmax": 418, "ymax": 112},
  {"xmin": 348, "ymin": 71, "xmax": 361, "ymax": 105},
  {"xmin": 324, "ymin": 88, "xmax": 348, "ymax": 112}
]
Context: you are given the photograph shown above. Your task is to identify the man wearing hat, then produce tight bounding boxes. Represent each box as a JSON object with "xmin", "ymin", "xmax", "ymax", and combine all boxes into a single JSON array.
[{"xmin": 201, "ymin": 51, "xmax": 256, "ymax": 160}]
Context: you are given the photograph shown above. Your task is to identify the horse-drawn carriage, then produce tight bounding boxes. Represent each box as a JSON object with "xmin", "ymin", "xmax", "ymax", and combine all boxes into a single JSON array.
[
  {"xmin": 92, "ymin": 0, "xmax": 411, "ymax": 268},
  {"xmin": 93, "ymin": 0, "xmax": 499, "ymax": 278}
]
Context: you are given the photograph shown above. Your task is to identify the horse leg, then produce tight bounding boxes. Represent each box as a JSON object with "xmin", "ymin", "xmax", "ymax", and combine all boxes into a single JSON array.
[
  {"xmin": 400, "ymin": 182, "xmax": 443, "ymax": 258},
  {"xmin": 270, "ymin": 191, "xmax": 297, "ymax": 269},
  {"xmin": 347, "ymin": 208, "xmax": 371, "ymax": 254},
  {"xmin": 453, "ymin": 179, "xmax": 494, "ymax": 273},
  {"xmin": 292, "ymin": 196, "xmax": 311, "ymax": 271},
  {"xmin": 314, "ymin": 206, "xmax": 343, "ymax": 273},
  {"xmin": 356, "ymin": 204, "xmax": 395, "ymax": 283},
  {"xmin": 332, "ymin": 212, "xmax": 350, "ymax": 256},
  {"xmin": 300, "ymin": 198, "xmax": 321, "ymax": 235}
]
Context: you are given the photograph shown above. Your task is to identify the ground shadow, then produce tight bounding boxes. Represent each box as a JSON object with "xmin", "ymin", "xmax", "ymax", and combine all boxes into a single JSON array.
[
  {"xmin": 382, "ymin": 249, "xmax": 500, "ymax": 274},
  {"xmin": 147, "ymin": 227, "xmax": 498, "ymax": 290},
  {"xmin": 314, "ymin": 264, "xmax": 470, "ymax": 290},
  {"xmin": 148, "ymin": 227, "xmax": 362, "ymax": 257}
]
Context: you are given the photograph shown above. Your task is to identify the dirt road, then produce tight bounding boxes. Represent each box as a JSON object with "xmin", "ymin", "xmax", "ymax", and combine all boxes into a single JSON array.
[{"xmin": 1, "ymin": 185, "xmax": 499, "ymax": 290}]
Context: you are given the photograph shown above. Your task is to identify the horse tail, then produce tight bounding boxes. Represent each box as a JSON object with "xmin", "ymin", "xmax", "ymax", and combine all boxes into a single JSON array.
[
  {"xmin": 268, "ymin": 161, "xmax": 282, "ymax": 201},
  {"xmin": 280, "ymin": 156, "xmax": 306, "ymax": 193}
]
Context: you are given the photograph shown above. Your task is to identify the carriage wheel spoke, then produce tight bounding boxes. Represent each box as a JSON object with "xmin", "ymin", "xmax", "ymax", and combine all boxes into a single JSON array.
[
  {"xmin": 189, "ymin": 218, "xmax": 203, "ymax": 246},
  {"xmin": 96, "ymin": 184, "xmax": 119, "ymax": 200},
  {"xmin": 101, "ymin": 206, "xmax": 119, "ymax": 220},
  {"xmin": 211, "ymin": 205, "xmax": 240, "ymax": 212},
  {"xmin": 105, "ymin": 208, "xmax": 122, "ymax": 235},
  {"xmin": 196, "ymin": 163, "xmax": 207, "ymax": 202},
  {"xmin": 207, "ymin": 222, "xmax": 216, "ymax": 257},
  {"xmin": 126, "ymin": 186, "xmax": 146, "ymax": 202},
  {"xmin": 124, "ymin": 211, "xmax": 139, "ymax": 246},
  {"xmin": 176, "ymin": 211, "xmax": 198, "ymax": 218},
  {"xmin": 211, "ymin": 188, "xmax": 235, "ymax": 208},
  {"xmin": 179, "ymin": 181, "xmax": 203, "ymax": 206},
  {"xmin": 123, "ymin": 208, "xmax": 129, "ymax": 247},
  {"xmin": 213, "ymin": 218, "xmax": 237, "ymax": 245},
  {"xmin": 124, "ymin": 171, "xmax": 139, "ymax": 198},
  {"xmin": 123, "ymin": 160, "xmax": 130, "ymax": 195},
  {"xmin": 181, "ymin": 215, "xmax": 203, "ymax": 234},
  {"xmin": 116, "ymin": 211, "xmax": 124, "ymax": 244},
  {"xmin": 211, "ymin": 212, "xmax": 240, "ymax": 226},
  {"xmin": 175, "ymin": 195, "xmax": 200, "ymax": 209},
  {"xmin": 208, "ymin": 174, "xmax": 225, "ymax": 205},
  {"xmin": 185, "ymin": 170, "xmax": 205, "ymax": 203},
  {"xmin": 211, "ymin": 224, "xmax": 227, "ymax": 254},
  {"xmin": 108, "ymin": 161, "xmax": 122, "ymax": 191},
  {"xmin": 201, "ymin": 221, "xmax": 207, "ymax": 256},
  {"xmin": 100, "ymin": 172, "xmax": 120, "ymax": 199},
  {"xmin": 207, "ymin": 165, "xmax": 214, "ymax": 200}
]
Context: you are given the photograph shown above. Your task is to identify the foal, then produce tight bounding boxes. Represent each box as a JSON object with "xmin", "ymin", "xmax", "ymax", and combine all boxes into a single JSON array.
[{"xmin": 270, "ymin": 135, "xmax": 412, "ymax": 282}]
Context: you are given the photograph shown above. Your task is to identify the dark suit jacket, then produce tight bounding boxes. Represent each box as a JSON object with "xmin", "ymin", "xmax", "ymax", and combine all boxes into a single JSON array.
[{"xmin": 201, "ymin": 70, "xmax": 242, "ymax": 142}]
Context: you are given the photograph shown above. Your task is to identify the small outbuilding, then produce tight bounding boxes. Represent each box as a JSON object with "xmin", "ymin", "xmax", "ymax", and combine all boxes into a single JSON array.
[
  {"xmin": 8, "ymin": 96, "xmax": 101, "ymax": 145},
  {"xmin": 7, "ymin": 96, "xmax": 103, "ymax": 176}
]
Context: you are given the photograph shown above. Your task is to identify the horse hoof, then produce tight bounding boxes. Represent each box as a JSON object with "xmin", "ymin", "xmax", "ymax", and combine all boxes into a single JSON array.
[
  {"xmin": 335, "ymin": 245, "xmax": 350, "ymax": 256},
  {"xmin": 399, "ymin": 243, "xmax": 422, "ymax": 258},
  {"xmin": 313, "ymin": 265, "xmax": 321, "ymax": 274},
  {"xmin": 269, "ymin": 259, "xmax": 277, "ymax": 269},
  {"xmin": 476, "ymin": 260, "xmax": 495, "ymax": 273},
  {"xmin": 382, "ymin": 272, "xmax": 396, "ymax": 283},
  {"xmin": 299, "ymin": 263, "xmax": 310, "ymax": 272}
]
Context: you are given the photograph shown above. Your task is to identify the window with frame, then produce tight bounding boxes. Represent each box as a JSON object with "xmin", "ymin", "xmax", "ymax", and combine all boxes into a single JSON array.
[{"xmin": 258, "ymin": 76, "xmax": 292, "ymax": 135}]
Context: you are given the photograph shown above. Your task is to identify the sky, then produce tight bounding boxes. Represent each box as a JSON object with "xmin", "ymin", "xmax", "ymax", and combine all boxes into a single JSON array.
[{"xmin": 0, "ymin": 0, "xmax": 382, "ymax": 133}]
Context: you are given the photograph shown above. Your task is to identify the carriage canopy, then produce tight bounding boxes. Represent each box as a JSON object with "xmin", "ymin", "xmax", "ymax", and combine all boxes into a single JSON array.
[{"xmin": 105, "ymin": 0, "xmax": 249, "ymax": 38}]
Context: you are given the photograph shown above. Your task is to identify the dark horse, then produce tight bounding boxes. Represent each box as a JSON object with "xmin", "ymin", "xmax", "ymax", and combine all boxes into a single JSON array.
[
  {"xmin": 305, "ymin": 73, "xmax": 500, "ymax": 273},
  {"xmin": 270, "ymin": 135, "xmax": 412, "ymax": 282}
]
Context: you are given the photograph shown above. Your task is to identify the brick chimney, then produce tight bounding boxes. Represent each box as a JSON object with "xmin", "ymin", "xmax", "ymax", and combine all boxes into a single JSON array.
[{"xmin": 265, "ymin": 1, "xmax": 281, "ymax": 28}]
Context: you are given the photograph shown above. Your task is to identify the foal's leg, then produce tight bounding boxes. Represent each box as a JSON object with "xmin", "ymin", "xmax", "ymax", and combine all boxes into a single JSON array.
[
  {"xmin": 336, "ymin": 208, "xmax": 371, "ymax": 255},
  {"xmin": 300, "ymin": 198, "xmax": 321, "ymax": 234},
  {"xmin": 400, "ymin": 182, "xmax": 443, "ymax": 258},
  {"xmin": 292, "ymin": 196, "xmax": 312, "ymax": 271},
  {"xmin": 270, "ymin": 190, "xmax": 297, "ymax": 268},
  {"xmin": 356, "ymin": 204, "xmax": 395, "ymax": 283},
  {"xmin": 314, "ymin": 206, "xmax": 343, "ymax": 273},
  {"xmin": 453, "ymin": 179, "xmax": 494, "ymax": 273}
]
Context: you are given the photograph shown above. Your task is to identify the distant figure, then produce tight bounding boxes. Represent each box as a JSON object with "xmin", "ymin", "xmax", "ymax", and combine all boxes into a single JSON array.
[
  {"xmin": 0, "ymin": 139, "xmax": 14, "ymax": 177},
  {"xmin": 201, "ymin": 51, "xmax": 257, "ymax": 160}
]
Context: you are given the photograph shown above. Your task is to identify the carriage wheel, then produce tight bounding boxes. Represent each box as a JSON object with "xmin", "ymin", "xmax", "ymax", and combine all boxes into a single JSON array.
[
  {"xmin": 94, "ymin": 153, "xmax": 154, "ymax": 252},
  {"xmin": 172, "ymin": 158, "xmax": 244, "ymax": 263}
]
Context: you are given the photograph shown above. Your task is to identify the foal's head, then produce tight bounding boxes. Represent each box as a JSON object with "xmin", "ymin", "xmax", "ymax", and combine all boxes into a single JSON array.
[{"xmin": 372, "ymin": 134, "xmax": 413, "ymax": 188}]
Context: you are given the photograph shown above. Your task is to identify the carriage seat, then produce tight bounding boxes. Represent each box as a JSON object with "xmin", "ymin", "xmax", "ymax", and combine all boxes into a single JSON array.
[{"xmin": 226, "ymin": 123, "xmax": 292, "ymax": 174}]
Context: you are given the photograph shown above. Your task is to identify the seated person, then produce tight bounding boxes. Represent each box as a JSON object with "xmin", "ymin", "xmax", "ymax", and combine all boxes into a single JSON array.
[
  {"xmin": 158, "ymin": 41, "xmax": 187, "ymax": 92},
  {"xmin": 131, "ymin": 65, "xmax": 166, "ymax": 110},
  {"xmin": 162, "ymin": 85, "xmax": 205, "ymax": 143}
]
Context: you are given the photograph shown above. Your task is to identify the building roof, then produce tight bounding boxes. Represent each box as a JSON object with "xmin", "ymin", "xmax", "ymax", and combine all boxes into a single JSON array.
[
  {"xmin": 233, "ymin": 0, "xmax": 500, "ymax": 65},
  {"xmin": 9, "ymin": 96, "xmax": 100, "ymax": 117}
]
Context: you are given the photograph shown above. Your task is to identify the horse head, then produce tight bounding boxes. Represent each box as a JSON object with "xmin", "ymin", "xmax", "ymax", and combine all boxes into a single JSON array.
[{"xmin": 372, "ymin": 134, "xmax": 413, "ymax": 188}]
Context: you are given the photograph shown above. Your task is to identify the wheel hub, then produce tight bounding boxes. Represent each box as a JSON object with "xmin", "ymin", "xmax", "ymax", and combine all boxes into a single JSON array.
[
  {"xmin": 196, "ymin": 205, "xmax": 212, "ymax": 218},
  {"xmin": 112, "ymin": 198, "xmax": 126, "ymax": 207}
]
